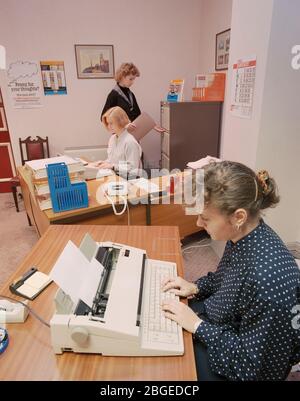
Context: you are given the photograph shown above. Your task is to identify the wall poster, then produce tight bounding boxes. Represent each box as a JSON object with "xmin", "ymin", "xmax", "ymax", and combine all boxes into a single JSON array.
[
  {"xmin": 40, "ymin": 61, "xmax": 67, "ymax": 95},
  {"xmin": 230, "ymin": 56, "xmax": 256, "ymax": 119},
  {"xmin": 6, "ymin": 60, "xmax": 43, "ymax": 108}
]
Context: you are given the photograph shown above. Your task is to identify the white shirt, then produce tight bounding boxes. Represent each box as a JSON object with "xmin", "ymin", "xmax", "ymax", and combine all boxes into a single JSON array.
[{"xmin": 106, "ymin": 130, "xmax": 142, "ymax": 172}]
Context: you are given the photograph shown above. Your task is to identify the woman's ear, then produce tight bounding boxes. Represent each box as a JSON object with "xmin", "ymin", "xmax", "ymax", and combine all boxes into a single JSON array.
[{"xmin": 231, "ymin": 208, "xmax": 248, "ymax": 229}]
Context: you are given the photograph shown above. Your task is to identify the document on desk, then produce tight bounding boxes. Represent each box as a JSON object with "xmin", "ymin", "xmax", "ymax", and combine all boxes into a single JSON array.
[
  {"xmin": 130, "ymin": 178, "xmax": 159, "ymax": 194},
  {"xmin": 84, "ymin": 165, "xmax": 114, "ymax": 180},
  {"xmin": 50, "ymin": 241, "xmax": 104, "ymax": 307}
]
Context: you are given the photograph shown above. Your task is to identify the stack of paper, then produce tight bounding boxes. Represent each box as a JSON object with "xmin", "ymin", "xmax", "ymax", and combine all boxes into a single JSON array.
[
  {"xmin": 25, "ymin": 156, "xmax": 86, "ymax": 211},
  {"xmin": 187, "ymin": 155, "xmax": 221, "ymax": 169},
  {"xmin": 25, "ymin": 155, "xmax": 85, "ymax": 179},
  {"xmin": 129, "ymin": 178, "xmax": 159, "ymax": 194}
]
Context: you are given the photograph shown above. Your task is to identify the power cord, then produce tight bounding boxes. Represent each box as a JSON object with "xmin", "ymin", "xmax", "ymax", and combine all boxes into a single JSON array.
[{"xmin": 0, "ymin": 294, "xmax": 50, "ymax": 328}]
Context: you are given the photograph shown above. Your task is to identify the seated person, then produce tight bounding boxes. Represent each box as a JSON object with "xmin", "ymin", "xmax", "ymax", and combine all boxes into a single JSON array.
[
  {"xmin": 162, "ymin": 161, "xmax": 300, "ymax": 381},
  {"xmin": 95, "ymin": 106, "xmax": 142, "ymax": 175}
]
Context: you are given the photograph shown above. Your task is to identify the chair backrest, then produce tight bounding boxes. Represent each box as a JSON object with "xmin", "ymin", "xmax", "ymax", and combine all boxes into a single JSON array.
[{"xmin": 19, "ymin": 136, "xmax": 50, "ymax": 165}]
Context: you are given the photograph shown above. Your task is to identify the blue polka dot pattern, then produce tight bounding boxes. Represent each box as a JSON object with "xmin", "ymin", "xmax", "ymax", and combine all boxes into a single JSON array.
[{"xmin": 194, "ymin": 220, "xmax": 300, "ymax": 380}]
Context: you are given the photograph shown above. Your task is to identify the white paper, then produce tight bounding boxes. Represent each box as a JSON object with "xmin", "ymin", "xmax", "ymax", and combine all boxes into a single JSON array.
[
  {"xmin": 84, "ymin": 165, "xmax": 114, "ymax": 180},
  {"xmin": 130, "ymin": 178, "xmax": 159, "ymax": 194},
  {"xmin": 25, "ymin": 155, "xmax": 79, "ymax": 171},
  {"xmin": 16, "ymin": 283, "xmax": 40, "ymax": 299},
  {"xmin": 50, "ymin": 240, "xmax": 104, "ymax": 307},
  {"xmin": 25, "ymin": 271, "xmax": 51, "ymax": 288},
  {"xmin": 187, "ymin": 155, "xmax": 221, "ymax": 169},
  {"xmin": 79, "ymin": 257, "xmax": 104, "ymax": 307}
]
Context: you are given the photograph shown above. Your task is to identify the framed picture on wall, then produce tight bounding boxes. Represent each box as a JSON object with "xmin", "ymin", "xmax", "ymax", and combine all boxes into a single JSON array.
[
  {"xmin": 215, "ymin": 29, "xmax": 230, "ymax": 71},
  {"xmin": 75, "ymin": 44, "xmax": 115, "ymax": 79}
]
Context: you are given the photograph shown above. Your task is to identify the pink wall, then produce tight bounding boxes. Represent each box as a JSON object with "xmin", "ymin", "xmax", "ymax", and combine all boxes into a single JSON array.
[
  {"xmin": 221, "ymin": 0, "xmax": 274, "ymax": 167},
  {"xmin": 197, "ymin": 0, "xmax": 233, "ymax": 167},
  {"xmin": 0, "ymin": 0, "xmax": 203, "ymax": 166},
  {"xmin": 198, "ymin": 0, "xmax": 233, "ymax": 74}
]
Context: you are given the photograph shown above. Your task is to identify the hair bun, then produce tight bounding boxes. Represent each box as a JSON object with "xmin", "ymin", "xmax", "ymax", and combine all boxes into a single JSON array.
[{"xmin": 257, "ymin": 170, "xmax": 270, "ymax": 194}]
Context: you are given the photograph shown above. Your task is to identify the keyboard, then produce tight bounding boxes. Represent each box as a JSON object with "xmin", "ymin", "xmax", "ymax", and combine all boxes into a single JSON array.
[{"xmin": 140, "ymin": 259, "xmax": 184, "ymax": 355}]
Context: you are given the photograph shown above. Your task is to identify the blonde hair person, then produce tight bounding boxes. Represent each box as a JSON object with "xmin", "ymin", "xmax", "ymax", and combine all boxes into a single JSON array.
[
  {"xmin": 101, "ymin": 62, "xmax": 164, "ymax": 134},
  {"xmin": 95, "ymin": 106, "xmax": 142, "ymax": 173},
  {"xmin": 162, "ymin": 161, "xmax": 300, "ymax": 381}
]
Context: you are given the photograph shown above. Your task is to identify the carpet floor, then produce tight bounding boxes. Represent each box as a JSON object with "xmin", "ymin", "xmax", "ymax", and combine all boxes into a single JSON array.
[{"xmin": 0, "ymin": 193, "xmax": 38, "ymax": 288}]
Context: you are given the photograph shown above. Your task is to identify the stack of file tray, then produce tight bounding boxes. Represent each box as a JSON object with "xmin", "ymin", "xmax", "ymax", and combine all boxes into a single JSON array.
[{"xmin": 46, "ymin": 162, "xmax": 88, "ymax": 213}]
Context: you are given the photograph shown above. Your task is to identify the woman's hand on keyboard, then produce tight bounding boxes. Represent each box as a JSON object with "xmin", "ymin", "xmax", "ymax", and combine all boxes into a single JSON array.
[
  {"xmin": 162, "ymin": 300, "xmax": 202, "ymax": 333},
  {"xmin": 161, "ymin": 277, "xmax": 198, "ymax": 298}
]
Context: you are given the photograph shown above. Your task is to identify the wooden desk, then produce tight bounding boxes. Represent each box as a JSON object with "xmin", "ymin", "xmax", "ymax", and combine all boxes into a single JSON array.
[
  {"xmin": 19, "ymin": 166, "xmax": 200, "ymax": 239},
  {"xmin": 0, "ymin": 225, "xmax": 197, "ymax": 381}
]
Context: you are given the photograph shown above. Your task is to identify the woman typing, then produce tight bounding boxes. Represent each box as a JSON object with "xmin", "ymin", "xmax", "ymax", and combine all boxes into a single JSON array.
[
  {"xmin": 162, "ymin": 161, "xmax": 300, "ymax": 381},
  {"xmin": 95, "ymin": 106, "xmax": 142, "ymax": 175}
]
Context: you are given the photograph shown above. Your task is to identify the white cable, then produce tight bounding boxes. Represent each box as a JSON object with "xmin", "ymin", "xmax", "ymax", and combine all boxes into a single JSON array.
[{"xmin": 104, "ymin": 191, "xmax": 128, "ymax": 216}]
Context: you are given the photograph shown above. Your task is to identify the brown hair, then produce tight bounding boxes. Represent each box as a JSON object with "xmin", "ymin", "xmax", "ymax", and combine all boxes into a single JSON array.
[
  {"xmin": 202, "ymin": 161, "xmax": 280, "ymax": 217},
  {"xmin": 115, "ymin": 63, "xmax": 140, "ymax": 83},
  {"xmin": 102, "ymin": 106, "xmax": 130, "ymax": 130}
]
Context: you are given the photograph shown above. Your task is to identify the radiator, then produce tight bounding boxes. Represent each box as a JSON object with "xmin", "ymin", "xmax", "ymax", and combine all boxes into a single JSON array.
[{"xmin": 64, "ymin": 145, "xmax": 108, "ymax": 162}]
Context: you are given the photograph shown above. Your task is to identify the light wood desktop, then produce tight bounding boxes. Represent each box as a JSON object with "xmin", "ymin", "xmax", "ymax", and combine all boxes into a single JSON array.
[
  {"xmin": 0, "ymin": 225, "xmax": 197, "ymax": 381},
  {"xmin": 18, "ymin": 166, "xmax": 200, "ymax": 239}
]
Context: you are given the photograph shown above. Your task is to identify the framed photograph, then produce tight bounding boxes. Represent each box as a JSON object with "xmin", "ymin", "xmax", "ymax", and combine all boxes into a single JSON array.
[
  {"xmin": 215, "ymin": 29, "xmax": 230, "ymax": 71},
  {"xmin": 75, "ymin": 44, "xmax": 115, "ymax": 79}
]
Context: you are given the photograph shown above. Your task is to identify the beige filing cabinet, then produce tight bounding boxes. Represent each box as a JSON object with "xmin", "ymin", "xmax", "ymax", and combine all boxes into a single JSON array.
[{"xmin": 160, "ymin": 101, "xmax": 222, "ymax": 171}]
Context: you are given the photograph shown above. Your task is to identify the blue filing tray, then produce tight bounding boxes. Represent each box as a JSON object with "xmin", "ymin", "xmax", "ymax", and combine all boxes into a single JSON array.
[{"xmin": 46, "ymin": 162, "xmax": 88, "ymax": 213}]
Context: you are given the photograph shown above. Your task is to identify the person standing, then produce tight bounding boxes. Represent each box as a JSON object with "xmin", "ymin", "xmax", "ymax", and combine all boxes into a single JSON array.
[{"xmin": 101, "ymin": 62, "xmax": 164, "ymax": 134}]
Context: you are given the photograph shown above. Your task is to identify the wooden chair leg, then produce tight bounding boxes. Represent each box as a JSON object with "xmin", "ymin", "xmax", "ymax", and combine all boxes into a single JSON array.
[
  {"xmin": 11, "ymin": 184, "xmax": 19, "ymax": 212},
  {"xmin": 26, "ymin": 213, "xmax": 32, "ymax": 226}
]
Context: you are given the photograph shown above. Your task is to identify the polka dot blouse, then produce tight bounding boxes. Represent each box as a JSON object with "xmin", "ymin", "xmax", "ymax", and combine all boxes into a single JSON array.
[{"xmin": 194, "ymin": 220, "xmax": 300, "ymax": 380}]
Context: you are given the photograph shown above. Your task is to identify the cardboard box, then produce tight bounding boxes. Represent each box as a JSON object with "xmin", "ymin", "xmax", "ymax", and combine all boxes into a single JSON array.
[{"xmin": 192, "ymin": 73, "xmax": 225, "ymax": 101}]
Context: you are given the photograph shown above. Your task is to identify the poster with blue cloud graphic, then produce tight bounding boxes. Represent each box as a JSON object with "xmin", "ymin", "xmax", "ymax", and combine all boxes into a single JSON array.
[{"xmin": 7, "ymin": 60, "xmax": 43, "ymax": 108}]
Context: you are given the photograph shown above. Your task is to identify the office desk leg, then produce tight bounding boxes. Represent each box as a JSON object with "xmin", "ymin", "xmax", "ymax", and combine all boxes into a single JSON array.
[{"xmin": 146, "ymin": 197, "xmax": 151, "ymax": 226}]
